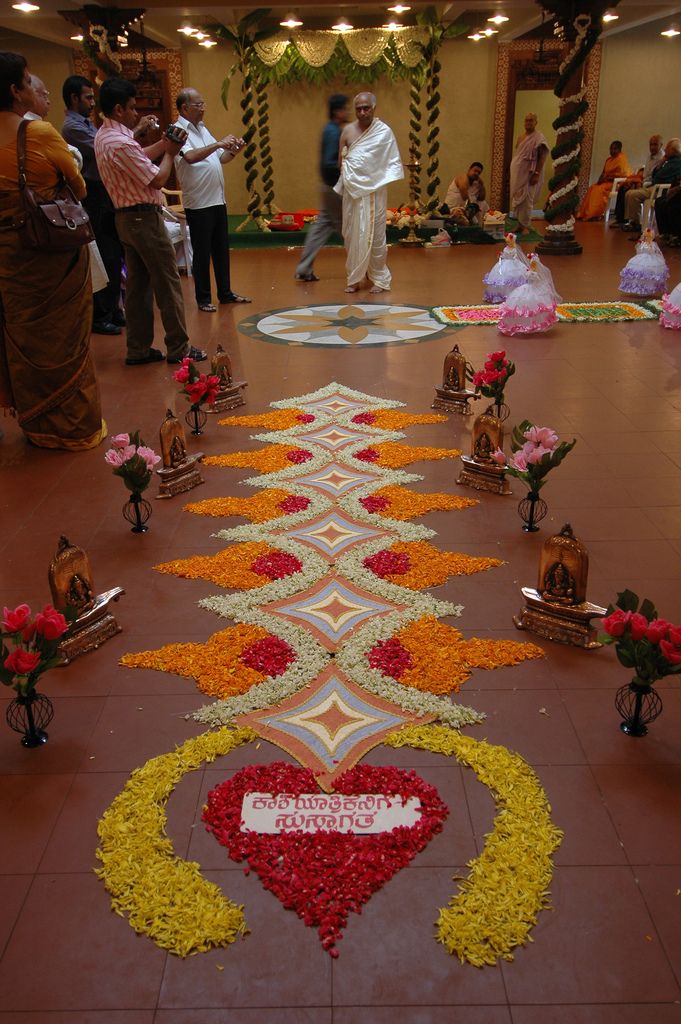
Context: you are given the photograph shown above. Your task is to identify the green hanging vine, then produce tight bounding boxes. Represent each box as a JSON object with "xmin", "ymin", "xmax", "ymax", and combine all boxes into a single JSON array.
[
  {"xmin": 253, "ymin": 64, "xmax": 276, "ymax": 215},
  {"xmin": 408, "ymin": 70, "xmax": 423, "ymax": 204}
]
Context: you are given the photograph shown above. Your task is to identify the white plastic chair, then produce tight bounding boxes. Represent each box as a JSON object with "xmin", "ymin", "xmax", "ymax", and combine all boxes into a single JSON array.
[
  {"xmin": 604, "ymin": 177, "xmax": 627, "ymax": 227},
  {"xmin": 642, "ymin": 182, "xmax": 671, "ymax": 232}
]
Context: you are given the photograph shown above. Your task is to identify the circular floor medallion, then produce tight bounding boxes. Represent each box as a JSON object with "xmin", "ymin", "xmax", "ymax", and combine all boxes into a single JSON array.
[{"xmin": 238, "ymin": 303, "xmax": 451, "ymax": 347}]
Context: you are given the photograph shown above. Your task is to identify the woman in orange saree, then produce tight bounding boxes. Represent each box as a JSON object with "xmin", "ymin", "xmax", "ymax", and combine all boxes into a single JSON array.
[
  {"xmin": 0, "ymin": 51, "xmax": 105, "ymax": 450},
  {"xmin": 576, "ymin": 141, "xmax": 631, "ymax": 222}
]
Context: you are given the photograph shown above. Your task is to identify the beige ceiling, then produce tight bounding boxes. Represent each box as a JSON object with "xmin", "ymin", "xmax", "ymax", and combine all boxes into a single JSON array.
[{"xmin": 1, "ymin": 0, "xmax": 680, "ymax": 52}]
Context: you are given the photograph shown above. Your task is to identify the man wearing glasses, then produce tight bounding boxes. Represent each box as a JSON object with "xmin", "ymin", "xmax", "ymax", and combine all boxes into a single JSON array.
[
  {"xmin": 335, "ymin": 92, "xmax": 403, "ymax": 293},
  {"xmin": 174, "ymin": 88, "xmax": 249, "ymax": 312}
]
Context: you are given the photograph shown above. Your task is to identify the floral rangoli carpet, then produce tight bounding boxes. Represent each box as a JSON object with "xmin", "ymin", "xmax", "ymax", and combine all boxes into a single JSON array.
[
  {"xmin": 433, "ymin": 300, "xmax": 662, "ymax": 326},
  {"xmin": 98, "ymin": 383, "xmax": 562, "ymax": 963}
]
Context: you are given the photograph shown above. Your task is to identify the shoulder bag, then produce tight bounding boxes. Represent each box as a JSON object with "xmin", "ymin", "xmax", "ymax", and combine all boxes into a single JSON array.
[{"xmin": 15, "ymin": 119, "xmax": 93, "ymax": 251}]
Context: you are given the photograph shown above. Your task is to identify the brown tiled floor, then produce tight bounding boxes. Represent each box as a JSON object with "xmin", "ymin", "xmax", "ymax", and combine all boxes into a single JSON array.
[{"xmin": 1, "ymin": 223, "xmax": 681, "ymax": 1021}]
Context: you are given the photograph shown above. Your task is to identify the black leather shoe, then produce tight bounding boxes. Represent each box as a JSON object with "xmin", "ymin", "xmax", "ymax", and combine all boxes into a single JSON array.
[
  {"xmin": 111, "ymin": 309, "xmax": 126, "ymax": 327},
  {"xmin": 92, "ymin": 321, "xmax": 122, "ymax": 336},
  {"xmin": 125, "ymin": 348, "xmax": 164, "ymax": 366}
]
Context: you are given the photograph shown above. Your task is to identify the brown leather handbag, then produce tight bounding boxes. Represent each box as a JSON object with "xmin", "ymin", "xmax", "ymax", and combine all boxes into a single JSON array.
[{"xmin": 15, "ymin": 119, "xmax": 93, "ymax": 251}]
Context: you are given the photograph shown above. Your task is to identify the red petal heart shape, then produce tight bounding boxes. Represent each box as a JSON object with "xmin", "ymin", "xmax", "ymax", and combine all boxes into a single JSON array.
[{"xmin": 203, "ymin": 761, "xmax": 448, "ymax": 956}]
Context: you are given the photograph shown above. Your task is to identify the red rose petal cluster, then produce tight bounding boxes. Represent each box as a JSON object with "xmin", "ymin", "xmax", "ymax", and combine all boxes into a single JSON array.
[
  {"xmin": 286, "ymin": 448, "xmax": 314, "ymax": 464},
  {"xmin": 251, "ymin": 551, "xmax": 303, "ymax": 581},
  {"xmin": 354, "ymin": 448, "xmax": 379, "ymax": 463},
  {"xmin": 351, "ymin": 412, "xmax": 377, "ymax": 425},
  {"xmin": 296, "ymin": 414, "xmax": 315, "ymax": 424},
  {"xmin": 363, "ymin": 549, "xmax": 411, "ymax": 578},
  {"xmin": 367, "ymin": 637, "xmax": 413, "ymax": 679},
  {"xmin": 203, "ymin": 762, "xmax": 448, "ymax": 956},
  {"xmin": 278, "ymin": 495, "xmax": 311, "ymax": 514},
  {"xmin": 360, "ymin": 494, "xmax": 390, "ymax": 513},
  {"xmin": 239, "ymin": 635, "xmax": 297, "ymax": 675}
]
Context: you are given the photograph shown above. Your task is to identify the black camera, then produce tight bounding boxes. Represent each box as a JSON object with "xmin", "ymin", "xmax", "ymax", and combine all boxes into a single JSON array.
[{"xmin": 165, "ymin": 124, "xmax": 188, "ymax": 146}]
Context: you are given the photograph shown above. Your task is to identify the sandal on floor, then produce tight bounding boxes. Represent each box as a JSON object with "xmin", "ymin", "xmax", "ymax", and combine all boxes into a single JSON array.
[
  {"xmin": 219, "ymin": 293, "xmax": 251, "ymax": 304},
  {"xmin": 198, "ymin": 303, "xmax": 217, "ymax": 312},
  {"xmin": 294, "ymin": 272, "xmax": 320, "ymax": 282}
]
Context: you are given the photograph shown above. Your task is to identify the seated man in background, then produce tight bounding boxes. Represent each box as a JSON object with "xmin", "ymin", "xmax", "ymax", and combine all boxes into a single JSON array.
[
  {"xmin": 654, "ymin": 184, "xmax": 681, "ymax": 241},
  {"xmin": 441, "ymin": 162, "xmax": 488, "ymax": 226},
  {"xmin": 622, "ymin": 138, "xmax": 681, "ymax": 232},
  {"xmin": 576, "ymin": 140, "xmax": 630, "ymax": 220},
  {"xmin": 610, "ymin": 133, "xmax": 664, "ymax": 227}
]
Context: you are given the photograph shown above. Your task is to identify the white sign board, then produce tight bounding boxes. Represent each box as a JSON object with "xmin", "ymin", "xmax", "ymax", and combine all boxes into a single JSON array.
[{"xmin": 241, "ymin": 792, "xmax": 422, "ymax": 834}]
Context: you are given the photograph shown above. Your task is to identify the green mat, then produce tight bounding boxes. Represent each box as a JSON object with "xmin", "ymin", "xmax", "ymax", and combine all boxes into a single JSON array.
[{"xmin": 225, "ymin": 215, "xmax": 542, "ymax": 249}]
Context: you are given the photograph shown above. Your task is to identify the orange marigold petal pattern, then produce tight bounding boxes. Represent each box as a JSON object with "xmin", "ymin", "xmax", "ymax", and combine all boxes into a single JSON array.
[
  {"xmin": 367, "ymin": 485, "xmax": 478, "ymax": 521},
  {"xmin": 380, "ymin": 541, "xmax": 503, "ymax": 590},
  {"xmin": 369, "ymin": 442, "xmax": 462, "ymax": 469},
  {"xmin": 367, "ymin": 411, "xmax": 448, "ymax": 430},
  {"xmin": 154, "ymin": 542, "xmax": 276, "ymax": 590},
  {"xmin": 183, "ymin": 489, "xmax": 295, "ymax": 521},
  {"xmin": 386, "ymin": 616, "xmax": 544, "ymax": 695},
  {"xmin": 120, "ymin": 624, "xmax": 271, "ymax": 699},
  {"xmin": 217, "ymin": 409, "xmax": 308, "ymax": 430},
  {"xmin": 204, "ymin": 446, "xmax": 296, "ymax": 473}
]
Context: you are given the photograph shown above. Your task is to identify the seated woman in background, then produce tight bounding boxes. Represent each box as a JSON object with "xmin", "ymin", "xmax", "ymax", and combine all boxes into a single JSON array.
[
  {"xmin": 0, "ymin": 51, "xmax": 106, "ymax": 450},
  {"xmin": 576, "ymin": 140, "xmax": 631, "ymax": 221}
]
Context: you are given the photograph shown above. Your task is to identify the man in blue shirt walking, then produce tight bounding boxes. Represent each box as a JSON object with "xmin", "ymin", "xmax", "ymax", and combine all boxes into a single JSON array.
[{"xmin": 294, "ymin": 94, "xmax": 349, "ymax": 282}]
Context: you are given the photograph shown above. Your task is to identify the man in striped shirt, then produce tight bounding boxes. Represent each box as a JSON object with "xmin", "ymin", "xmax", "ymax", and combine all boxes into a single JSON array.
[{"xmin": 94, "ymin": 77, "xmax": 206, "ymax": 365}]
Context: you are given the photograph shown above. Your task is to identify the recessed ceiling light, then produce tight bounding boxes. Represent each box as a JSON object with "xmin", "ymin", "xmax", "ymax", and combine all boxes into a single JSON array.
[
  {"xmin": 178, "ymin": 25, "xmax": 196, "ymax": 35},
  {"xmin": 383, "ymin": 21, "xmax": 403, "ymax": 30},
  {"xmin": 280, "ymin": 13, "xmax": 302, "ymax": 28},
  {"xmin": 70, "ymin": 33, "xmax": 83, "ymax": 41},
  {"xmin": 602, "ymin": 11, "xmax": 619, "ymax": 22},
  {"xmin": 661, "ymin": 24, "xmax": 680, "ymax": 36},
  {"xmin": 199, "ymin": 39, "xmax": 217, "ymax": 47},
  {"xmin": 468, "ymin": 31, "xmax": 484, "ymax": 41},
  {"xmin": 487, "ymin": 13, "xmax": 508, "ymax": 25},
  {"xmin": 332, "ymin": 16, "xmax": 352, "ymax": 32},
  {"xmin": 12, "ymin": 2, "xmax": 40, "ymax": 11},
  {"xmin": 484, "ymin": 27, "xmax": 497, "ymax": 36},
  {"xmin": 193, "ymin": 31, "xmax": 207, "ymax": 40},
  {"xmin": 388, "ymin": 4, "xmax": 411, "ymax": 12}
]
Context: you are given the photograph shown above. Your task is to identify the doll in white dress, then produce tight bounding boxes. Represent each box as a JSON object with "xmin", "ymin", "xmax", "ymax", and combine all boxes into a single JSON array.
[
  {"xmin": 660, "ymin": 280, "xmax": 681, "ymax": 329},
  {"xmin": 483, "ymin": 233, "xmax": 530, "ymax": 303},
  {"xmin": 498, "ymin": 254, "xmax": 559, "ymax": 336},
  {"xmin": 619, "ymin": 228, "xmax": 670, "ymax": 296}
]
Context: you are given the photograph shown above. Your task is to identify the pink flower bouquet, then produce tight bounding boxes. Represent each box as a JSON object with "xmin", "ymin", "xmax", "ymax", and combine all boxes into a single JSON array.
[
  {"xmin": 104, "ymin": 431, "xmax": 161, "ymax": 494},
  {"xmin": 1, "ymin": 603, "xmax": 69, "ymax": 696},
  {"xmin": 492, "ymin": 420, "xmax": 576, "ymax": 495},
  {"xmin": 600, "ymin": 590, "xmax": 681, "ymax": 688},
  {"xmin": 173, "ymin": 358, "xmax": 221, "ymax": 411}
]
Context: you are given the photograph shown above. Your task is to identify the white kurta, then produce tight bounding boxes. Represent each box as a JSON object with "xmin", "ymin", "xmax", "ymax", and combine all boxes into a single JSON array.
[{"xmin": 335, "ymin": 119, "xmax": 404, "ymax": 289}]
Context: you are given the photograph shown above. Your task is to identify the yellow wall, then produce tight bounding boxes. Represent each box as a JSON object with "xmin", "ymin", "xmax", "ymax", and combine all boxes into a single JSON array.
[
  {"xmin": 591, "ymin": 24, "xmax": 681, "ymax": 179},
  {"xmin": 182, "ymin": 36, "xmax": 498, "ymax": 213},
  {"xmin": 1, "ymin": 29, "xmax": 75, "ymax": 131}
]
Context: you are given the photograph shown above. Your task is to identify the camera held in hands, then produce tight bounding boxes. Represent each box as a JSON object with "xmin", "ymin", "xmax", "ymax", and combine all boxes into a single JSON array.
[{"xmin": 165, "ymin": 123, "xmax": 188, "ymax": 146}]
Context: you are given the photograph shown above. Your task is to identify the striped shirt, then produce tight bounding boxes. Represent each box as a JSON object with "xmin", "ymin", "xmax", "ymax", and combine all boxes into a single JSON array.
[{"xmin": 94, "ymin": 117, "xmax": 162, "ymax": 208}]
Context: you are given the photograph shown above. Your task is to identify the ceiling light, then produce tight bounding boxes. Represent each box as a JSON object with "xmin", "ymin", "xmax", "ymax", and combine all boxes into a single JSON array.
[
  {"xmin": 602, "ymin": 10, "xmax": 619, "ymax": 22},
  {"xmin": 484, "ymin": 27, "xmax": 497, "ymax": 35},
  {"xmin": 178, "ymin": 25, "xmax": 197, "ymax": 35},
  {"xmin": 199, "ymin": 38, "xmax": 217, "ymax": 47},
  {"xmin": 468, "ymin": 31, "xmax": 484, "ymax": 41},
  {"xmin": 332, "ymin": 16, "xmax": 352, "ymax": 32},
  {"xmin": 193, "ymin": 31, "xmax": 207, "ymax": 40},
  {"xmin": 280, "ymin": 13, "xmax": 302, "ymax": 28},
  {"xmin": 117, "ymin": 33, "xmax": 128, "ymax": 47},
  {"xmin": 661, "ymin": 24, "xmax": 680, "ymax": 36},
  {"xmin": 487, "ymin": 13, "xmax": 508, "ymax": 25},
  {"xmin": 383, "ymin": 21, "xmax": 403, "ymax": 30},
  {"xmin": 388, "ymin": 4, "xmax": 411, "ymax": 11},
  {"xmin": 12, "ymin": 2, "xmax": 40, "ymax": 10},
  {"xmin": 70, "ymin": 33, "xmax": 83, "ymax": 41}
]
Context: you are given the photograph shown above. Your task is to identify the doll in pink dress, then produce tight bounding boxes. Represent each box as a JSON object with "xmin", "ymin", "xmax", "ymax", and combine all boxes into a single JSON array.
[
  {"xmin": 483, "ymin": 232, "xmax": 530, "ymax": 303},
  {"xmin": 619, "ymin": 228, "xmax": 669, "ymax": 296},
  {"xmin": 660, "ymin": 280, "xmax": 681, "ymax": 329},
  {"xmin": 498, "ymin": 254, "xmax": 560, "ymax": 336}
]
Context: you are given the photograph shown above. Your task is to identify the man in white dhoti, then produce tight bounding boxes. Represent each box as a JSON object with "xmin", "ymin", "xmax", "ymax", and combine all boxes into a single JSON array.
[
  {"xmin": 509, "ymin": 113, "xmax": 549, "ymax": 234},
  {"xmin": 335, "ymin": 92, "xmax": 404, "ymax": 293},
  {"xmin": 443, "ymin": 162, "xmax": 489, "ymax": 226}
]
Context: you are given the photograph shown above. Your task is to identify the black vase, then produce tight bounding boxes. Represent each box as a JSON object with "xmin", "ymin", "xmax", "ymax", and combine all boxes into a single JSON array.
[
  {"xmin": 123, "ymin": 491, "xmax": 152, "ymax": 533},
  {"xmin": 493, "ymin": 401, "xmax": 510, "ymax": 422},
  {"xmin": 518, "ymin": 490, "xmax": 548, "ymax": 532},
  {"xmin": 185, "ymin": 405, "xmax": 207, "ymax": 436},
  {"xmin": 6, "ymin": 690, "xmax": 54, "ymax": 747},
  {"xmin": 615, "ymin": 681, "xmax": 663, "ymax": 737}
]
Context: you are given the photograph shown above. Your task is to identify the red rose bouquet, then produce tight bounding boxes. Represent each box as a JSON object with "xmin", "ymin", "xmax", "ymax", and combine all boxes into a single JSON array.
[
  {"xmin": 600, "ymin": 589, "xmax": 681, "ymax": 688},
  {"xmin": 1, "ymin": 603, "xmax": 69, "ymax": 696},
  {"xmin": 173, "ymin": 358, "xmax": 221, "ymax": 411},
  {"xmin": 471, "ymin": 349, "xmax": 515, "ymax": 413}
]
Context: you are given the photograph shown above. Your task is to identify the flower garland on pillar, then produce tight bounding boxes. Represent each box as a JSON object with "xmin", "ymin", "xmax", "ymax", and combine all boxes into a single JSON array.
[
  {"xmin": 537, "ymin": 1, "xmax": 612, "ymax": 255},
  {"xmin": 408, "ymin": 70, "xmax": 423, "ymax": 204}
]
